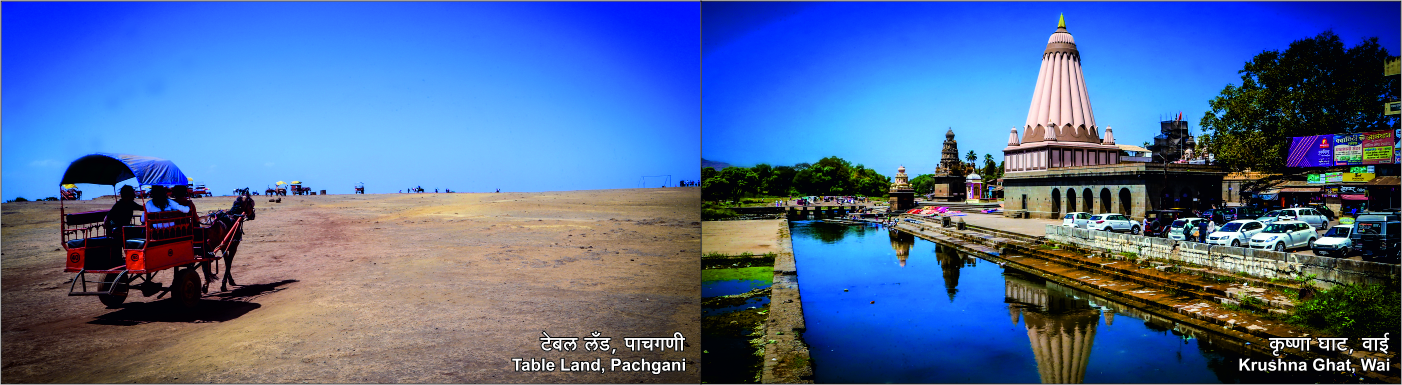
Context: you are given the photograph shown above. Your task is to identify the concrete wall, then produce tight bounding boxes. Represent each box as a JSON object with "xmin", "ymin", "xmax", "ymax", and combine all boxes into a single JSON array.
[{"xmin": 1044, "ymin": 225, "xmax": 1400, "ymax": 289}]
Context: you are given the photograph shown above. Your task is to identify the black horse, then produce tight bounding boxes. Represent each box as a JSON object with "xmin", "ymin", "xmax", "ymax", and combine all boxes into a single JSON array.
[{"xmin": 200, "ymin": 195, "xmax": 255, "ymax": 292}]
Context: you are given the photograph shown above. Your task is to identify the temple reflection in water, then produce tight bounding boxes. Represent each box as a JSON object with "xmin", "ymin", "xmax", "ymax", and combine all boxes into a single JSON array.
[
  {"xmin": 934, "ymin": 242, "xmax": 975, "ymax": 302},
  {"xmin": 888, "ymin": 229, "xmax": 913, "ymax": 267},
  {"xmin": 1004, "ymin": 270, "xmax": 1100, "ymax": 384}
]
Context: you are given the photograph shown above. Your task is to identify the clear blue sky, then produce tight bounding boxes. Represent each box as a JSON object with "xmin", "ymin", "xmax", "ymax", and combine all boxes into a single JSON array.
[
  {"xmin": 3, "ymin": 2, "xmax": 699, "ymax": 200},
  {"xmin": 702, "ymin": 2, "xmax": 1400, "ymax": 176}
]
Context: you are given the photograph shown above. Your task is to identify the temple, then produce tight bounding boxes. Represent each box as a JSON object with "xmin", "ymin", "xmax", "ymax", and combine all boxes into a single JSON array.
[
  {"xmin": 1004, "ymin": 14, "xmax": 1122, "ymax": 173},
  {"xmin": 888, "ymin": 165, "xmax": 916, "ymax": 212},
  {"xmin": 928, "ymin": 129, "xmax": 968, "ymax": 202},
  {"xmin": 1001, "ymin": 15, "xmax": 1225, "ymax": 219}
]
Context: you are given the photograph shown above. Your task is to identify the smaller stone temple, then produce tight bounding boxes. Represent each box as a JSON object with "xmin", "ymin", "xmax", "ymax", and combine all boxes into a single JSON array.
[
  {"xmin": 929, "ymin": 128, "xmax": 968, "ymax": 202},
  {"xmin": 965, "ymin": 174, "xmax": 985, "ymax": 203},
  {"xmin": 888, "ymin": 165, "xmax": 916, "ymax": 212}
]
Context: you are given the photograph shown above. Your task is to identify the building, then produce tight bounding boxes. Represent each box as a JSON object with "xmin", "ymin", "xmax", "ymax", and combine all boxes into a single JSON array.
[
  {"xmin": 1002, "ymin": 15, "xmax": 1225, "ymax": 220},
  {"xmin": 888, "ymin": 165, "xmax": 916, "ymax": 212},
  {"xmin": 928, "ymin": 129, "xmax": 968, "ymax": 202}
]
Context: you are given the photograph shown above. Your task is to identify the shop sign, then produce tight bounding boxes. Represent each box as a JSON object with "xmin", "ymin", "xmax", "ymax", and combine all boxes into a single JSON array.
[
  {"xmin": 1322, "ymin": 187, "xmax": 1340, "ymax": 198},
  {"xmin": 1361, "ymin": 130, "xmax": 1396, "ymax": 165},
  {"xmin": 1340, "ymin": 186, "xmax": 1367, "ymax": 194},
  {"xmin": 1349, "ymin": 166, "xmax": 1375, "ymax": 174},
  {"xmin": 1306, "ymin": 174, "xmax": 1323, "ymax": 184},
  {"xmin": 1341, "ymin": 173, "xmax": 1376, "ymax": 183},
  {"xmin": 1323, "ymin": 172, "xmax": 1343, "ymax": 183},
  {"xmin": 1287, "ymin": 135, "xmax": 1334, "ymax": 167},
  {"xmin": 1334, "ymin": 133, "xmax": 1364, "ymax": 165}
]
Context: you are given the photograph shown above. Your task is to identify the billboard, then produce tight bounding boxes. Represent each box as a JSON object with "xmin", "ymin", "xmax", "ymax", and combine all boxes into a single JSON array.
[
  {"xmin": 1288, "ymin": 130, "xmax": 1396, "ymax": 167},
  {"xmin": 1361, "ymin": 130, "xmax": 1395, "ymax": 165},
  {"xmin": 1286, "ymin": 135, "xmax": 1333, "ymax": 167}
]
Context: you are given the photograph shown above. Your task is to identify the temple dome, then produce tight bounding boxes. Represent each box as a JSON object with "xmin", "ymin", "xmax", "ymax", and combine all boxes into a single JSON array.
[{"xmin": 1022, "ymin": 14, "xmax": 1100, "ymax": 145}]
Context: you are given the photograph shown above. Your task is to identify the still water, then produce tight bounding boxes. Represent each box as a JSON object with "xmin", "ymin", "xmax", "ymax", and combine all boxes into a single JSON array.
[{"xmin": 789, "ymin": 220, "xmax": 1340, "ymax": 384}]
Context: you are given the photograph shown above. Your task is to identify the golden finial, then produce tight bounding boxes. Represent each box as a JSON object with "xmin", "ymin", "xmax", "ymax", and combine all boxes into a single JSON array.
[{"xmin": 1058, "ymin": 13, "xmax": 1065, "ymax": 29}]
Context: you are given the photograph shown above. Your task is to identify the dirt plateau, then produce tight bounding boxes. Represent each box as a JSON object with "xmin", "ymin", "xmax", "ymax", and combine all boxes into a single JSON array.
[{"xmin": 2, "ymin": 188, "xmax": 700, "ymax": 383}]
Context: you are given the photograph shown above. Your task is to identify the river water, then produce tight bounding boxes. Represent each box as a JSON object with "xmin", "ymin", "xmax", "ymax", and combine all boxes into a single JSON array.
[{"xmin": 788, "ymin": 220, "xmax": 1353, "ymax": 383}]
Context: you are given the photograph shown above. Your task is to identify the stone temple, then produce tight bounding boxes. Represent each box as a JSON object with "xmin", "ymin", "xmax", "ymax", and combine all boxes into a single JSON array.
[
  {"xmin": 928, "ymin": 128, "xmax": 968, "ymax": 202},
  {"xmin": 1002, "ymin": 15, "xmax": 1224, "ymax": 220}
]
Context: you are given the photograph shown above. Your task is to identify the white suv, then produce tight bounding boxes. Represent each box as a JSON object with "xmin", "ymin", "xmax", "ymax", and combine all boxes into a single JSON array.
[
  {"xmin": 1249, "ymin": 220, "xmax": 1319, "ymax": 252},
  {"xmin": 1086, "ymin": 213, "xmax": 1139, "ymax": 234},
  {"xmin": 1207, "ymin": 220, "xmax": 1265, "ymax": 248},
  {"xmin": 1167, "ymin": 218, "xmax": 1208, "ymax": 241}
]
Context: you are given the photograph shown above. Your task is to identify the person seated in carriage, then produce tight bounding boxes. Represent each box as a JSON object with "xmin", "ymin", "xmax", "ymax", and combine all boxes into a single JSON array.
[
  {"xmin": 142, "ymin": 185, "xmax": 191, "ymax": 229},
  {"xmin": 102, "ymin": 185, "xmax": 144, "ymax": 240}
]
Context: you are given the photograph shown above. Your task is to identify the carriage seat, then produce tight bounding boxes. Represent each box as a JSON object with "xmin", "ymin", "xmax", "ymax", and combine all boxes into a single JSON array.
[
  {"xmin": 65, "ymin": 210, "xmax": 110, "ymax": 226},
  {"xmin": 65, "ymin": 236, "xmax": 114, "ymax": 249},
  {"xmin": 125, "ymin": 239, "xmax": 146, "ymax": 249}
]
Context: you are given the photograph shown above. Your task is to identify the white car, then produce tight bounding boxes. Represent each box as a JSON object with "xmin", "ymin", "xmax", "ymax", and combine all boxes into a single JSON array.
[
  {"xmin": 1258, "ymin": 208, "xmax": 1329, "ymax": 230},
  {"xmin": 1207, "ymin": 220, "xmax": 1265, "ymax": 248},
  {"xmin": 1249, "ymin": 220, "xmax": 1319, "ymax": 252},
  {"xmin": 1167, "ymin": 218, "xmax": 1208, "ymax": 241},
  {"xmin": 1311, "ymin": 224, "xmax": 1353, "ymax": 257},
  {"xmin": 1062, "ymin": 212, "xmax": 1091, "ymax": 228},
  {"xmin": 1086, "ymin": 213, "xmax": 1139, "ymax": 234}
]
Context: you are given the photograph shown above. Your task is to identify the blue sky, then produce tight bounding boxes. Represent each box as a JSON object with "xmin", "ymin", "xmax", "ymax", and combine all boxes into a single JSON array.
[
  {"xmin": 3, "ymin": 2, "xmax": 699, "ymax": 200},
  {"xmin": 702, "ymin": 2, "xmax": 1400, "ymax": 176}
]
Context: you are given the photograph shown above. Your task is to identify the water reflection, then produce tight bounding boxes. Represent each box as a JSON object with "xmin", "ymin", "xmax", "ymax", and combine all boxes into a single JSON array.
[
  {"xmin": 1005, "ymin": 270, "xmax": 1099, "ymax": 384},
  {"xmin": 936, "ymin": 243, "xmax": 976, "ymax": 302},
  {"xmin": 888, "ymin": 229, "xmax": 913, "ymax": 267}
]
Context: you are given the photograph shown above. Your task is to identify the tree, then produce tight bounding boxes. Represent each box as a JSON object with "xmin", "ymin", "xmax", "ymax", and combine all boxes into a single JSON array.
[
  {"xmin": 849, "ymin": 165, "xmax": 890, "ymax": 197},
  {"xmin": 719, "ymin": 166, "xmax": 759, "ymax": 201},
  {"xmin": 751, "ymin": 163, "xmax": 774, "ymax": 195},
  {"xmin": 982, "ymin": 154, "xmax": 998, "ymax": 179},
  {"xmin": 769, "ymin": 165, "xmax": 797, "ymax": 197},
  {"xmin": 793, "ymin": 156, "xmax": 853, "ymax": 196},
  {"xmin": 910, "ymin": 174, "xmax": 936, "ymax": 195},
  {"xmin": 1200, "ymin": 31, "xmax": 1398, "ymax": 173}
]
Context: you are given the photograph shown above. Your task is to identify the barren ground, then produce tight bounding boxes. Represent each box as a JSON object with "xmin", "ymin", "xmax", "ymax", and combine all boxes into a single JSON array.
[
  {"xmin": 2, "ymin": 188, "xmax": 700, "ymax": 383},
  {"xmin": 699, "ymin": 220, "xmax": 785, "ymax": 256}
]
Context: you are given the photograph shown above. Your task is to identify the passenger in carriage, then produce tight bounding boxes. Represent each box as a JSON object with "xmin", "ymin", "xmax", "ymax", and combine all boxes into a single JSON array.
[
  {"xmin": 103, "ymin": 185, "xmax": 143, "ymax": 239},
  {"xmin": 142, "ymin": 185, "xmax": 190, "ymax": 229},
  {"xmin": 172, "ymin": 185, "xmax": 198, "ymax": 224}
]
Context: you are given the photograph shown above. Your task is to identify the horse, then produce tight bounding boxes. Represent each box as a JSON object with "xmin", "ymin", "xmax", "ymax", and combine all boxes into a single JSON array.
[{"xmin": 199, "ymin": 197, "xmax": 254, "ymax": 292}]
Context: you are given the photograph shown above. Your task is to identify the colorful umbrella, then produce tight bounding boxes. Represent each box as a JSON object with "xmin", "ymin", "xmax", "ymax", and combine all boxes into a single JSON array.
[{"xmin": 276, "ymin": 181, "xmax": 285, "ymax": 186}]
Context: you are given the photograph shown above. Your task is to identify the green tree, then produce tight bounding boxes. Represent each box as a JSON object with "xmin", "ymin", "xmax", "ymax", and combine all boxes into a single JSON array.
[
  {"xmin": 1200, "ymin": 31, "xmax": 1398, "ymax": 173},
  {"xmin": 849, "ymin": 165, "xmax": 890, "ymax": 197},
  {"xmin": 770, "ymin": 165, "xmax": 797, "ymax": 197},
  {"xmin": 719, "ymin": 166, "xmax": 759, "ymax": 201},
  {"xmin": 751, "ymin": 163, "xmax": 774, "ymax": 196},
  {"xmin": 793, "ymin": 156, "xmax": 852, "ymax": 196},
  {"xmin": 965, "ymin": 150, "xmax": 977, "ymax": 167},
  {"xmin": 910, "ymin": 174, "xmax": 936, "ymax": 195},
  {"xmin": 982, "ymin": 154, "xmax": 998, "ymax": 179}
]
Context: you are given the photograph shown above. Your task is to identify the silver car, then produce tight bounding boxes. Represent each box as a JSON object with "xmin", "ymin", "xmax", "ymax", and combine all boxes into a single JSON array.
[
  {"xmin": 1259, "ymin": 208, "xmax": 1328, "ymax": 229},
  {"xmin": 1061, "ymin": 212, "xmax": 1091, "ymax": 229}
]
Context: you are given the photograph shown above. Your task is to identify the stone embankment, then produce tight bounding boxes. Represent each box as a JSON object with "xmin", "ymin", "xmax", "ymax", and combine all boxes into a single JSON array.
[
  {"xmin": 892, "ymin": 214, "xmax": 1398, "ymax": 383},
  {"xmin": 762, "ymin": 222, "xmax": 813, "ymax": 384}
]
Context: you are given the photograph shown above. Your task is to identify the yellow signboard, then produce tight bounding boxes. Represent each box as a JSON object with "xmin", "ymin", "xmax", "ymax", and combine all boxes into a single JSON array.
[{"xmin": 1341, "ymin": 173, "xmax": 1376, "ymax": 183}]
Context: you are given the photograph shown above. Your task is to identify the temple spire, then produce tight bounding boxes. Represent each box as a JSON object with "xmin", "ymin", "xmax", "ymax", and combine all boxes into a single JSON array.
[{"xmin": 1058, "ymin": 13, "xmax": 1065, "ymax": 29}]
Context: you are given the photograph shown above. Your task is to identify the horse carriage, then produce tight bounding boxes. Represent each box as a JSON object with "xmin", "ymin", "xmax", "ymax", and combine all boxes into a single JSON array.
[
  {"xmin": 61, "ymin": 184, "xmax": 82, "ymax": 201},
  {"xmin": 354, "ymin": 182, "xmax": 365, "ymax": 194},
  {"xmin": 60, "ymin": 153, "xmax": 250, "ymax": 308},
  {"xmin": 290, "ymin": 182, "xmax": 310, "ymax": 195}
]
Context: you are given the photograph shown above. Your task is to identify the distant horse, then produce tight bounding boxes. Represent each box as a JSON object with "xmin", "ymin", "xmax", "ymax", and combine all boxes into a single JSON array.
[
  {"xmin": 265, "ymin": 188, "xmax": 277, "ymax": 196},
  {"xmin": 200, "ymin": 197, "xmax": 254, "ymax": 292}
]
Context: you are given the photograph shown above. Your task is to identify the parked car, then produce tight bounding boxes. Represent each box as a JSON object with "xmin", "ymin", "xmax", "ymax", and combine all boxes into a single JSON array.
[
  {"xmin": 1086, "ymin": 213, "xmax": 1139, "ymax": 234},
  {"xmin": 1249, "ymin": 220, "xmax": 1319, "ymax": 252},
  {"xmin": 1167, "ymin": 218, "xmax": 1209, "ymax": 241},
  {"xmin": 1061, "ymin": 212, "xmax": 1092, "ymax": 229},
  {"xmin": 1350, "ymin": 212, "xmax": 1400, "ymax": 262},
  {"xmin": 1303, "ymin": 203, "xmax": 1336, "ymax": 221},
  {"xmin": 1207, "ymin": 220, "xmax": 1265, "ymax": 248},
  {"xmin": 1213, "ymin": 207, "xmax": 1265, "ymax": 224},
  {"xmin": 1258, "ymin": 208, "xmax": 1328, "ymax": 230},
  {"xmin": 1144, "ymin": 209, "xmax": 1190, "ymax": 237},
  {"xmin": 1311, "ymin": 224, "xmax": 1353, "ymax": 257}
]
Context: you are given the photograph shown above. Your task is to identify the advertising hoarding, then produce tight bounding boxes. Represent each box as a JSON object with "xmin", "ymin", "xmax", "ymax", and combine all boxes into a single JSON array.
[
  {"xmin": 1286, "ymin": 135, "xmax": 1333, "ymax": 167},
  {"xmin": 1361, "ymin": 130, "xmax": 1395, "ymax": 165}
]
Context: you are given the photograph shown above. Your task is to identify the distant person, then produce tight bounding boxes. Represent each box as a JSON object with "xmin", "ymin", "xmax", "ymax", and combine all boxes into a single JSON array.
[
  {"xmin": 103, "ymin": 185, "xmax": 143, "ymax": 239},
  {"xmin": 435, "ymin": 189, "xmax": 439, "ymax": 193}
]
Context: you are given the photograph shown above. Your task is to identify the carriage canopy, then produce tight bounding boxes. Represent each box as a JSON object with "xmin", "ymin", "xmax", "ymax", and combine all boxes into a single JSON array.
[{"xmin": 60, "ymin": 153, "xmax": 189, "ymax": 187}]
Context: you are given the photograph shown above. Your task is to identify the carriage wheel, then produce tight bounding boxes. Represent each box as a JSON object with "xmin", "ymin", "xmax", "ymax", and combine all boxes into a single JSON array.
[
  {"xmin": 171, "ymin": 269, "xmax": 203, "ymax": 308},
  {"xmin": 97, "ymin": 273, "xmax": 128, "ymax": 308}
]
